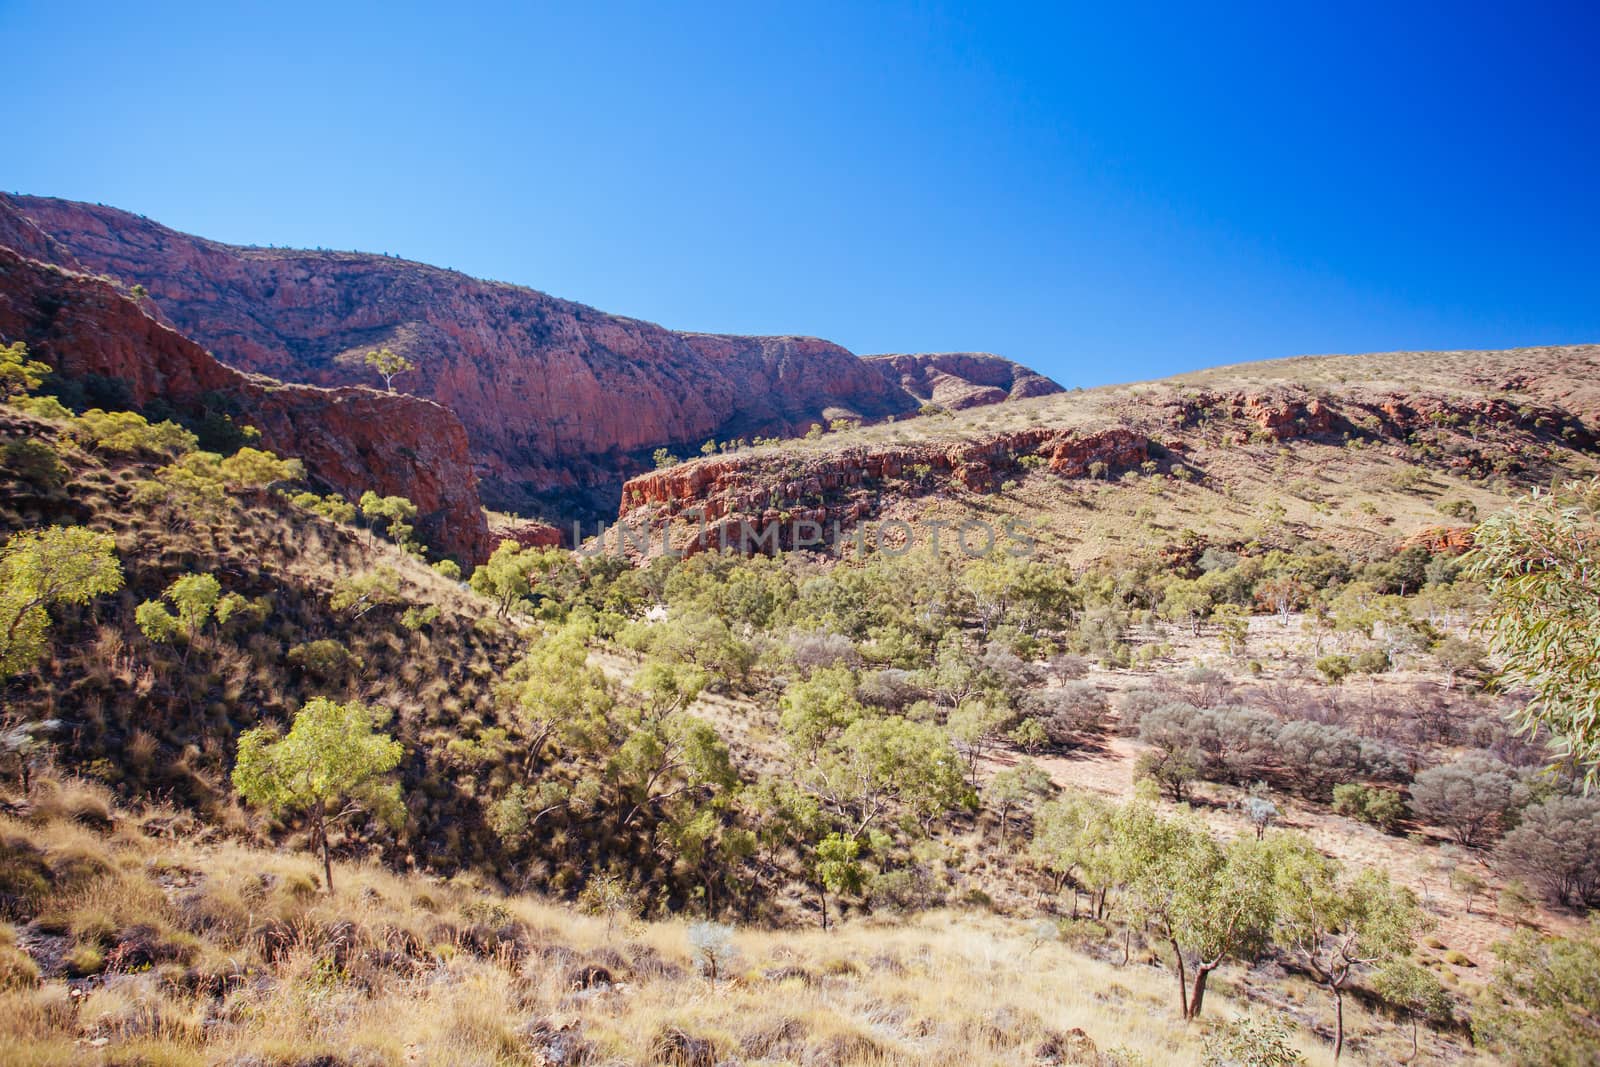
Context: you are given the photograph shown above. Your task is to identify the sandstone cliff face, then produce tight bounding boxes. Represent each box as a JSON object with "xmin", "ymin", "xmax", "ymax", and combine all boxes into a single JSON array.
[
  {"xmin": 0, "ymin": 246, "xmax": 491, "ymax": 562},
  {"xmin": 3, "ymin": 196, "xmax": 1061, "ymax": 519},
  {"xmin": 865, "ymin": 352, "xmax": 1064, "ymax": 410},
  {"xmin": 613, "ymin": 427, "xmax": 1149, "ymax": 558}
]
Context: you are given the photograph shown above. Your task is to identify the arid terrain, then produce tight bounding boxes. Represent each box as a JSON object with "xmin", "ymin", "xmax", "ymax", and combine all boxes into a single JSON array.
[{"xmin": 2, "ymin": 203, "xmax": 1597, "ymax": 1066}]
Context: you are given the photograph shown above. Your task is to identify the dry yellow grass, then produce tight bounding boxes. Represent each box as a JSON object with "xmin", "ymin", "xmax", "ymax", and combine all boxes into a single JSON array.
[{"xmin": 2, "ymin": 778, "xmax": 1472, "ymax": 1066}]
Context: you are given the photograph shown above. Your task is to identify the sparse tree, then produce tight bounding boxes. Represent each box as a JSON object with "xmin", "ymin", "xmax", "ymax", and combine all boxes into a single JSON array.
[
  {"xmin": 232, "ymin": 697, "xmax": 405, "ymax": 893},
  {"xmin": 1497, "ymin": 795, "xmax": 1600, "ymax": 907},
  {"xmin": 498, "ymin": 626, "xmax": 615, "ymax": 774},
  {"xmin": 987, "ymin": 758, "xmax": 1053, "ymax": 841},
  {"xmin": 470, "ymin": 539, "xmax": 551, "ymax": 618},
  {"xmin": 1373, "ymin": 959, "xmax": 1450, "ymax": 1063},
  {"xmin": 577, "ymin": 873, "xmax": 638, "ymax": 935},
  {"xmin": 1409, "ymin": 753, "xmax": 1520, "ymax": 847},
  {"xmin": 0, "ymin": 340, "xmax": 51, "ymax": 397},
  {"xmin": 0, "ymin": 526, "xmax": 122, "ymax": 679},
  {"xmin": 1271, "ymin": 836, "xmax": 1429, "ymax": 1059},
  {"xmin": 1467, "ymin": 480, "xmax": 1600, "ymax": 787},
  {"xmin": 687, "ymin": 921, "xmax": 738, "ymax": 981},
  {"xmin": 1474, "ymin": 924, "xmax": 1600, "ymax": 1066},
  {"xmin": 813, "ymin": 831, "xmax": 865, "ymax": 930},
  {"xmin": 363, "ymin": 346, "xmax": 415, "ymax": 392},
  {"xmin": 359, "ymin": 491, "xmax": 419, "ymax": 550},
  {"xmin": 1030, "ymin": 792, "xmax": 1116, "ymax": 917},
  {"xmin": 1449, "ymin": 866, "xmax": 1489, "ymax": 915},
  {"xmin": 1120, "ymin": 806, "xmax": 1279, "ymax": 1019},
  {"xmin": 136, "ymin": 572, "xmax": 249, "ymax": 654}
]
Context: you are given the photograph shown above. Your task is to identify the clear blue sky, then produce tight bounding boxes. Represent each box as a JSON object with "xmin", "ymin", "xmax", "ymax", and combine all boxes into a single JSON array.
[{"xmin": 5, "ymin": 1, "xmax": 1597, "ymax": 385}]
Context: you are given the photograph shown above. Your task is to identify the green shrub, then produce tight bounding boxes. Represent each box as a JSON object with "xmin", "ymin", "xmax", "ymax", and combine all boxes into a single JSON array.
[{"xmin": 2, "ymin": 440, "xmax": 66, "ymax": 489}]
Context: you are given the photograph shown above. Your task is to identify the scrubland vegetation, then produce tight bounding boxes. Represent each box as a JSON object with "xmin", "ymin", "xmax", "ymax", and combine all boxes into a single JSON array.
[{"xmin": 3, "ymin": 339, "xmax": 1600, "ymax": 1064}]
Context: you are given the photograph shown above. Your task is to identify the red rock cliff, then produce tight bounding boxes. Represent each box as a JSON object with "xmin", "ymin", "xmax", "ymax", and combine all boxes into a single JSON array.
[
  {"xmin": 3, "ymin": 195, "xmax": 1061, "ymax": 519},
  {"xmin": 614, "ymin": 426, "xmax": 1149, "ymax": 557},
  {"xmin": 864, "ymin": 352, "xmax": 1064, "ymax": 410},
  {"xmin": 0, "ymin": 246, "xmax": 491, "ymax": 562}
]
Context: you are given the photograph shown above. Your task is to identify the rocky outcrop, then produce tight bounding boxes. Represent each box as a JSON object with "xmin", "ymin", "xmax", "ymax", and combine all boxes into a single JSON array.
[
  {"xmin": 0, "ymin": 246, "xmax": 491, "ymax": 562},
  {"xmin": 1402, "ymin": 525, "xmax": 1475, "ymax": 555},
  {"xmin": 1163, "ymin": 388, "xmax": 1339, "ymax": 442},
  {"xmin": 613, "ymin": 427, "xmax": 1148, "ymax": 558},
  {"xmin": 494, "ymin": 519, "xmax": 565, "ymax": 550},
  {"xmin": 2, "ymin": 196, "xmax": 1061, "ymax": 520},
  {"xmin": 865, "ymin": 352, "xmax": 1064, "ymax": 410}
]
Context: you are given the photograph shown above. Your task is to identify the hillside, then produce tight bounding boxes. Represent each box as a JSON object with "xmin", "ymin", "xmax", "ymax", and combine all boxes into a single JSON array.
[
  {"xmin": 1, "ymin": 779, "xmax": 1347, "ymax": 1067},
  {"xmin": 0, "ymin": 246, "xmax": 491, "ymax": 562},
  {"xmin": 615, "ymin": 344, "xmax": 1600, "ymax": 563},
  {"xmin": 3, "ymin": 210, "xmax": 1598, "ymax": 1064},
  {"xmin": 0, "ymin": 195, "xmax": 1061, "ymax": 521}
]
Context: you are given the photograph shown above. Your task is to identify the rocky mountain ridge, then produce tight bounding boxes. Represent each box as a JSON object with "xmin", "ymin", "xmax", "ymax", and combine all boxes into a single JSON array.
[
  {"xmin": 0, "ymin": 246, "xmax": 491, "ymax": 561},
  {"xmin": 1, "ymin": 195, "xmax": 1061, "ymax": 521},
  {"xmin": 613, "ymin": 358, "xmax": 1600, "ymax": 560}
]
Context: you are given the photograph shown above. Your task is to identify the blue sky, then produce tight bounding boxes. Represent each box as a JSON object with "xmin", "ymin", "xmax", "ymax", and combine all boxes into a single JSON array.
[{"xmin": 4, "ymin": 1, "xmax": 1597, "ymax": 385}]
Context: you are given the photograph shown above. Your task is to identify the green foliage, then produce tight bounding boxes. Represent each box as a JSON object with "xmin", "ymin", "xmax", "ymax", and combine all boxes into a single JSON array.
[
  {"xmin": 1331, "ymin": 783, "xmax": 1405, "ymax": 832},
  {"xmin": 133, "ymin": 450, "xmax": 229, "ymax": 518},
  {"xmin": 1474, "ymin": 923, "xmax": 1600, "ymax": 1066},
  {"xmin": 652, "ymin": 447, "xmax": 680, "ymax": 469},
  {"xmin": 432, "ymin": 558, "xmax": 462, "ymax": 581},
  {"xmin": 0, "ymin": 526, "xmax": 122, "ymax": 678},
  {"xmin": 217, "ymin": 446, "xmax": 303, "ymax": 489},
  {"xmin": 2, "ymin": 439, "xmax": 66, "ymax": 490},
  {"xmin": 288, "ymin": 490, "xmax": 359, "ymax": 524},
  {"xmin": 329, "ymin": 567, "xmax": 404, "ymax": 619},
  {"xmin": 1122, "ymin": 806, "xmax": 1279, "ymax": 1018},
  {"xmin": 1270, "ymin": 834, "xmax": 1430, "ymax": 1057},
  {"xmin": 813, "ymin": 831, "xmax": 865, "ymax": 928},
  {"xmin": 1202, "ymin": 1015, "xmax": 1305, "ymax": 1067},
  {"xmin": 232, "ymin": 697, "xmax": 405, "ymax": 893},
  {"xmin": 135, "ymin": 572, "xmax": 249, "ymax": 646},
  {"xmin": 1315, "ymin": 654, "xmax": 1353, "ymax": 685},
  {"xmin": 286, "ymin": 639, "xmax": 362, "ymax": 683},
  {"xmin": 400, "ymin": 604, "xmax": 440, "ymax": 631},
  {"xmin": 1468, "ymin": 480, "xmax": 1600, "ymax": 787},
  {"xmin": 8, "ymin": 394, "xmax": 73, "ymax": 421},
  {"xmin": 609, "ymin": 707, "xmax": 737, "ymax": 828},
  {"xmin": 779, "ymin": 667, "xmax": 864, "ymax": 754},
  {"xmin": 470, "ymin": 539, "xmax": 555, "ymax": 618},
  {"xmin": 986, "ymin": 758, "xmax": 1053, "ymax": 840},
  {"xmin": 1030, "ymin": 792, "xmax": 1119, "ymax": 909},
  {"xmin": 1350, "ymin": 647, "xmax": 1390, "ymax": 674},
  {"xmin": 577, "ymin": 872, "xmax": 639, "ymax": 931},
  {"xmin": 802, "ymin": 715, "xmax": 971, "ymax": 838},
  {"xmin": 71, "ymin": 408, "xmax": 197, "ymax": 456},
  {"xmin": 1374, "ymin": 957, "xmax": 1450, "ymax": 1057},
  {"xmin": 363, "ymin": 346, "xmax": 416, "ymax": 391},
  {"xmin": 359, "ymin": 491, "xmax": 419, "ymax": 551},
  {"xmin": 0, "ymin": 341, "xmax": 51, "ymax": 397},
  {"xmin": 497, "ymin": 626, "xmax": 615, "ymax": 771}
]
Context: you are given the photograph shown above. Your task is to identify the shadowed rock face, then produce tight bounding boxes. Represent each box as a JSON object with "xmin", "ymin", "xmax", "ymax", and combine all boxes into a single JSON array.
[
  {"xmin": 0, "ymin": 245, "xmax": 492, "ymax": 562},
  {"xmin": 864, "ymin": 352, "xmax": 1064, "ymax": 410},
  {"xmin": 2, "ymin": 195, "xmax": 1061, "ymax": 521}
]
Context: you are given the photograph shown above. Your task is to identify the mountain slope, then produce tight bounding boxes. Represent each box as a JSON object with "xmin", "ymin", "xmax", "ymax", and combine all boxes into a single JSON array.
[
  {"xmin": 2, "ymin": 195, "xmax": 1062, "ymax": 521},
  {"xmin": 615, "ymin": 344, "xmax": 1600, "ymax": 562},
  {"xmin": 0, "ymin": 246, "xmax": 491, "ymax": 561}
]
